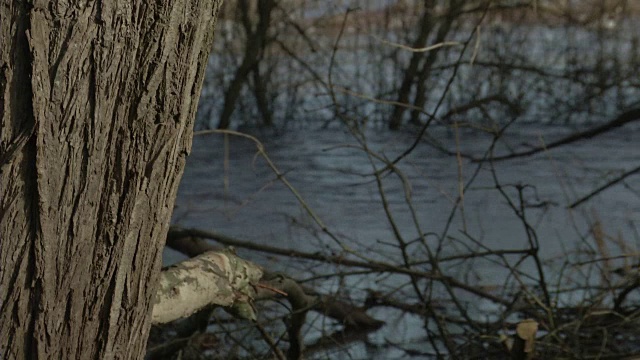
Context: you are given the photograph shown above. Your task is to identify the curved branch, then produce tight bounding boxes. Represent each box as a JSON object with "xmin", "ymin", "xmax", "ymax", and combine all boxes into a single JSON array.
[
  {"xmin": 167, "ymin": 226, "xmax": 511, "ymax": 306},
  {"xmin": 569, "ymin": 164, "xmax": 640, "ymax": 208},
  {"xmin": 152, "ymin": 250, "xmax": 262, "ymax": 324},
  {"xmin": 481, "ymin": 108, "xmax": 640, "ymax": 162}
]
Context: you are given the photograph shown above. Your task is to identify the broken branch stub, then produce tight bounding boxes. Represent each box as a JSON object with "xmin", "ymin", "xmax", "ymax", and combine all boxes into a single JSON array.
[{"xmin": 152, "ymin": 250, "xmax": 263, "ymax": 324}]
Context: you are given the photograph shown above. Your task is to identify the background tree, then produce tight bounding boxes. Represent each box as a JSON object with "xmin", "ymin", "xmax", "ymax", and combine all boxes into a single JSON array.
[
  {"xmin": 217, "ymin": 0, "xmax": 277, "ymax": 129},
  {"xmin": 0, "ymin": 0, "xmax": 222, "ymax": 358},
  {"xmin": 175, "ymin": 0, "xmax": 640, "ymax": 358}
]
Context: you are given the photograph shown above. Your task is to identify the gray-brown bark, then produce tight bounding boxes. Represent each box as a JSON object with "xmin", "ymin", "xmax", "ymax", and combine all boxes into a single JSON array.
[{"xmin": 0, "ymin": 0, "xmax": 222, "ymax": 358}]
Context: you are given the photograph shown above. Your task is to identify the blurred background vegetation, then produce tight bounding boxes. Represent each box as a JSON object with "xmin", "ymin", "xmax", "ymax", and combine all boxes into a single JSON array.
[
  {"xmin": 151, "ymin": 1, "xmax": 640, "ymax": 359},
  {"xmin": 198, "ymin": 0, "xmax": 639, "ymax": 132}
]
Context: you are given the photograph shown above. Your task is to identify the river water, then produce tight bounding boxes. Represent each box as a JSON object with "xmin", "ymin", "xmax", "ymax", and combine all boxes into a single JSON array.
[
  {"xmin": 159, "ymin": 4, "xmax": 640, "ymax": 355},
  {"xmin": 166, "ymin": 123, "xmax": 638, "ymax": 358},
  {"xmin": 171, "ymin": 125, "xmax": 638, "ymax": 259}
]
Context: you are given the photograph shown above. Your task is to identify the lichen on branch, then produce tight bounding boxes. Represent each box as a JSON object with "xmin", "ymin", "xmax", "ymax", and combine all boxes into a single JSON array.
[{"xmin": 151, "ymin": 250, "xmax": 263, "ymax": 324}]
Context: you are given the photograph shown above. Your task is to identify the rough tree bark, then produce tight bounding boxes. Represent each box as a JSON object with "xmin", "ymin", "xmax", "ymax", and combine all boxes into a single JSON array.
[{"xmin": 0, "ymin": 0, "xmax": 222, "ymax": 358}]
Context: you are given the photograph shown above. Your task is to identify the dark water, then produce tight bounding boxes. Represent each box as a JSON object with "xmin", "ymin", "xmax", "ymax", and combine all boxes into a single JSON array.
[
  {"xmin": 167, "ymin": 124, "xmax": 639, "ymax": 358},
  {"xmin": 171, "ymin": 125, "xmax": 638, "ymax": 258},
  {"xmin": 172, "ymin": 6, "xmax": 640, "ymax": 355}
]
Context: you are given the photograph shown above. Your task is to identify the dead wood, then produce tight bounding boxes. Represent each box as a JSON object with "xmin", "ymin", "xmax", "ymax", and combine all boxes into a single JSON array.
[
  {"xmin": 165, "ymin": 227, "xmax": 385, "ymax": 331},
  {"xmin": 479, "ymin": 108, "xmax": 640, "ymax": 162}
]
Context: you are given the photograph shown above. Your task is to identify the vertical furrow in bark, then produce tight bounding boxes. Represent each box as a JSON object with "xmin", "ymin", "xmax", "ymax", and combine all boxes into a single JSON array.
[{"xmin": 0, "ymin": 1, "xmax": 38, "ymax": 358}]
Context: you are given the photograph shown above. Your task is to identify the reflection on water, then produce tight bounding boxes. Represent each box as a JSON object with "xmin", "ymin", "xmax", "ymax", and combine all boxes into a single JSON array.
[
  {"xmin": 168, "ymin": 125, "xmax": 639, "ymax": 357},
  {"xmin": 172, "ymin": 125, "xmax": 637, "ymax": 261}
]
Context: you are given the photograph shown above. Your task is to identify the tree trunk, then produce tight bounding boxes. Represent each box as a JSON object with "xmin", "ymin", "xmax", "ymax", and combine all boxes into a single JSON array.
[
  {"xmin": 217, "ymin": 0, "xmax": 275, "ymax": 129},
  {"xmin": 409, "ymin": 0, "xmax": 461, "ymax": 125},
  {"xmin": 387, "ymin": 0, "xmax": 436, "ymax": 130},
  {"xmin": 0, "ymin": 0, "xmax": 222, "ymax": 358}
]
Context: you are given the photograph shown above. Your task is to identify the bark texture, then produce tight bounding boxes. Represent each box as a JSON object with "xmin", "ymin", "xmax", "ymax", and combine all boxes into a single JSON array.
[{"xmin": 0, "ymin": 0, "xmax": 222, "ymax": 358}]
